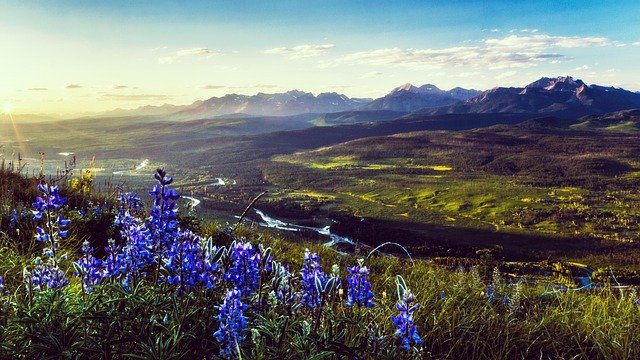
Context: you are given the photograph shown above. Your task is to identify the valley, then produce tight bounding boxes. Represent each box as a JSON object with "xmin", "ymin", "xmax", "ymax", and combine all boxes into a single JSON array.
[{"xmin": 3, "ymin": 78, "xmax": 640, "ymax": 268}]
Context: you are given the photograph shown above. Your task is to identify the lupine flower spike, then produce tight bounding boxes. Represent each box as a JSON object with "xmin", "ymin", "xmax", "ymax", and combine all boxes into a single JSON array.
[
  {"xmin": 214, "ymin": 288, "xmax": 248, "ymax": 359},
  {"xmin": 300, "ymin": 249, "xmax": 328, "ymax": 309},
  {"xmin": 73, "ymin": 240, "xmax": 103, "ymax": 293},
  {"xmin": 31, "ymin": 183, "xmax": 70, "ymax": 290},
  {"xmin": 392, "ymin": 275, "xmax": 423, "ymax": 351},
  {"xmin": 346, "ymin": 258, "xmax": 374, "ymax": 308},
  {"xmin": 224, "ymin": 241, "xmax": 262, "ymax": 298}
]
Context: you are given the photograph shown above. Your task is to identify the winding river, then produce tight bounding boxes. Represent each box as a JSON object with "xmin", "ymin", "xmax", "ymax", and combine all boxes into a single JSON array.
[{"xmin": 254, "ymin": 209, "xmax": 355, "ymax": 247}]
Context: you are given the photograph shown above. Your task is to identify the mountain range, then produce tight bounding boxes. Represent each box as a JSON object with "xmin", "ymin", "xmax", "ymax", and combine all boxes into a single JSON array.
[
  {"xmin": 417, "ymin": 76, "xmax": 640, "ymax": 117},
  {"xmin": 361, "ymin": 83, "xmax": 481, "ymax": 112},
  {"xmin": 57, "ymin": 76, "xmax": 640, "ymax": 121},
  {"xmin": 172, "ymin": 91, "xmax": 372, "ymax": 119}
]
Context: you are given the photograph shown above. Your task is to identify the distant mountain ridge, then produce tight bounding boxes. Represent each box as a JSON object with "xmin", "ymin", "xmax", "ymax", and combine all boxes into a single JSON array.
[
  {"xmin": 55, "ymin": 76, "xmax": 640, "ymax": 121},
  {"xmin": 416, "ymin": 76, "xmax": 640, "ymax": 118},
  {"xmin": 362, "ymin": 83, "xmax": 481, "ymax": 112},
  {"xmin": 173, "ymin": 91, "xmax": 372, "ymax": 118}
]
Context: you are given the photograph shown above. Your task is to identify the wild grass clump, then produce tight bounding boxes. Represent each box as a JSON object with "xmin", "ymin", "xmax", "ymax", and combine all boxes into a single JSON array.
[{"xmin": 0, "ymin": 169, "xmax": 639, "ymax": 359}]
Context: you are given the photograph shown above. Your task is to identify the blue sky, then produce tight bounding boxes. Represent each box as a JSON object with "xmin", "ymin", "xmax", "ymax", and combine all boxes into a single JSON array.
[{"xmin": 1, "ymin": 0, "xmax": 639, "ymax": 114}]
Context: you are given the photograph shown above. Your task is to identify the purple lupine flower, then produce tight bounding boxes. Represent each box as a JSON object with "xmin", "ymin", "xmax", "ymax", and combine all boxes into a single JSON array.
[
  {"xmin": 346, "ymin": 259, "xmax": 374, "ymax": 308},
  {"xmin": 32, "ymin": 184, "xmax": 65, "ymax": 220},
  {"xmin": 118, "ymin": 216, "xmax": 154, "ymax": 289},
  {"xmin": 214, "ymin": 288, "xmax": 248, "ymax": 359},
  {"xmin": 224, "ymin": 241, "xmax": 261, "ymax": 298},
  {"xmin": 0, "ymin": 275, "xmax": 4, "ymax": 293},
  {"xmin": 114, "ymin": 190, "xmax": 155, "ymax": 287},
  {"xmin": 92, "ymin": 205, "xmax": 102, "ymax": 217},
  {"xmin": 73, "ymin": 240, "xmax": 103, "ymax": 293},
  {"xmin": 30, "ymin": 256, "xmax": 68, "ymax": 290},
  {"xmin": 201, "ymin": 238, "xmax": 221, "ymax": 290},
  {"xmin": 300, "ymin": 249, "xmax": 328, "ymax": 309},
  {"xmin": 45, "ymin": 265, "xmax": 69, "ymax": 289},
  {"xmin": 147, "ymin": 169, "xmax": 180, "ymax": 267},
  {"xmin": 31, "ymin": 257, "xmax": 46, "ymax": 291},
  {"xmin": 31, "ymin": 183, "xmax": 69, "ymax": 290},
  {"xmin": 102, "ymin": 239, "xmax": 123, "ymax": 279},
  {"xmin": 9, "ymin": 209, "xmax": 18, "ymax": 229},
  {"xmin": 114, "ymin": 192, "xmax": 142, "ymax": 227},
  {"xmin": 271, "ymin": 262, "xmax": 296, "ymax": 307},
  {"xmin": 392, "ymin": 289, "xmax": 423, "ymax": 351},
  {"xmin": 486, "ymin": 284, "xmax": 495, "ymax": 302},
  {"xmin": 163, "ymin": 229, "xmax": 216, "ymax": 294}
]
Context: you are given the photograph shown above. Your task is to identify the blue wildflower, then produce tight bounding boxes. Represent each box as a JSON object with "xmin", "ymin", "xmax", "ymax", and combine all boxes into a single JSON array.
[
  {"xmin": 345, "ymin": 259, "xmax": 374, "ymax": 308},
  {"xmin": 486, "ymin": 283, "xmax": 495, "ymax": 302},
  {"xmin": 31, "ymin": 183, "xmax": 69, "ymax": 290},
  {"xmin": 214, "ymin": 288, "xmax": 248, "ymax": 359},
  {"xmin": 9, "ymin": 209, "xmax": 18, "ymax": 229},
  {"xmin": 103, "ymin": 239, "xmax": 123, "ymax": 279},
  {"xmin": 73, "ymin": 240, "xmax": 103, "ymax": 293},
  {"xmin": 300, "ymin": 249, "xmax": 328, "ymax": 309},
  {"xmin": 119, "ymin": 218, "xmax": 154, "ymax": 289},
  {"xmin": 114, "ymin": 192, "xmax": 142, "ymax": 227},
  {"xmin": 163, "ymin": 229, "xmax": 218, "ymax": 294},
  {"xmin": 271, "ymin": 262, "xmax": 296, "ymax": 307},
  {"xmin": 224, "ymin": 241, "xmax": 261, "ymax": 298},
  {"xmin": 147, "ymin": 168, "xmax": 180, "ymax": 264},
  {"xmin": 391, "ymin": 289, "xmax": 423, "ymax": 351}
]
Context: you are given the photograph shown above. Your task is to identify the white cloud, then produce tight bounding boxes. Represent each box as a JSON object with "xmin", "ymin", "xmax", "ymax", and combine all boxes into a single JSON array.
[
  {"xmin": 176, "ymin": 47, "xmax": 212, "ymax": 57},
  {"xmin": 158, "ymin": 56, "xmax": 174, "ymax": 65},
  {"xmin": 495, "ymin": 70, "xmax": 518, "ymax": 79},
  {"xmin": 322, "ymin": 34, "xmax": 616, "ymax": 71},
  {"xmin": 158, "ymin": 47, "xmax": 219, "ymax": 65},
  {"xmin": 263, "ymin": 44, "xmax": 335, "ymax": 59},
  {"xmin": 103, "ymin": 94, "xmax": 170, "ymax": 101},
  {"xmin": 450, "ymin": 71, "xmax": 482, "ymax": 78},
  {"xmin": 322, "ymin": 46, "xmax": 563, "ymax": 70},
  {"xmin": 201, "ymin": 84, "xmax": 278, "ymax": 90},
  {"xmin": 634, "ymin": 42, "xmax": 640, "ymax": 46},
  {"xmin": 574, "ymin": 65, "xmax": 590, "ymax": 71},
  {"xmin": 485, "ymin": 35, "xmax": 612, "ymax": 50},
  {"xmin": 360, "ymin": 71, "xmax": 383, "ymax": 79}
]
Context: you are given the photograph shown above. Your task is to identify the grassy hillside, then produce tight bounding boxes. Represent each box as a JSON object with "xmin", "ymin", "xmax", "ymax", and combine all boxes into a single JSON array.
[
  {"xmin": 1, "ymin": 169, "xmax": 640, "ymax": 359},
  {"xmin": 261, "ymin": 122, "xmax": 640, "ymax": 262}
]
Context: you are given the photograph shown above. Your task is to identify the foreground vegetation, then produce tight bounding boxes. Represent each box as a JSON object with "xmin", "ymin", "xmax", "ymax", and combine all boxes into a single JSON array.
[{"xmin": 0, "ymin": 167, "xmax": 639, "ymax": 359}]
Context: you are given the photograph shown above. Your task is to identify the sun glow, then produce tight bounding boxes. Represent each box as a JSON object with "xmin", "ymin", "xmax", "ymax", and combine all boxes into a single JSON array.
[{"xmin": 2, "ymin": 103, "xmax": 13, "ymax": 114}]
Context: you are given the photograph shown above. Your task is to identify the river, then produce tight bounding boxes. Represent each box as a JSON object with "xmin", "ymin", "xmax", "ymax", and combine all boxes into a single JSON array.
[{"xmin": 254, "ymin": 209, "xmax": 355, "ymax": 247}]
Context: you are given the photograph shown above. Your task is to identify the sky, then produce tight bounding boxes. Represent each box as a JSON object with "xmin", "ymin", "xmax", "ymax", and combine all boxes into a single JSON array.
[{"xmin": 1, "ymin": 0, "xmax": 639, "ymax": 115}]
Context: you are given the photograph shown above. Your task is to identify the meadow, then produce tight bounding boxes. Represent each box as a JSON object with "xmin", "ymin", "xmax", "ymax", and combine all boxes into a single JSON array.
[{"xmin": 1, "ymin": 166, "xmax": 640, "ymax": 359}]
